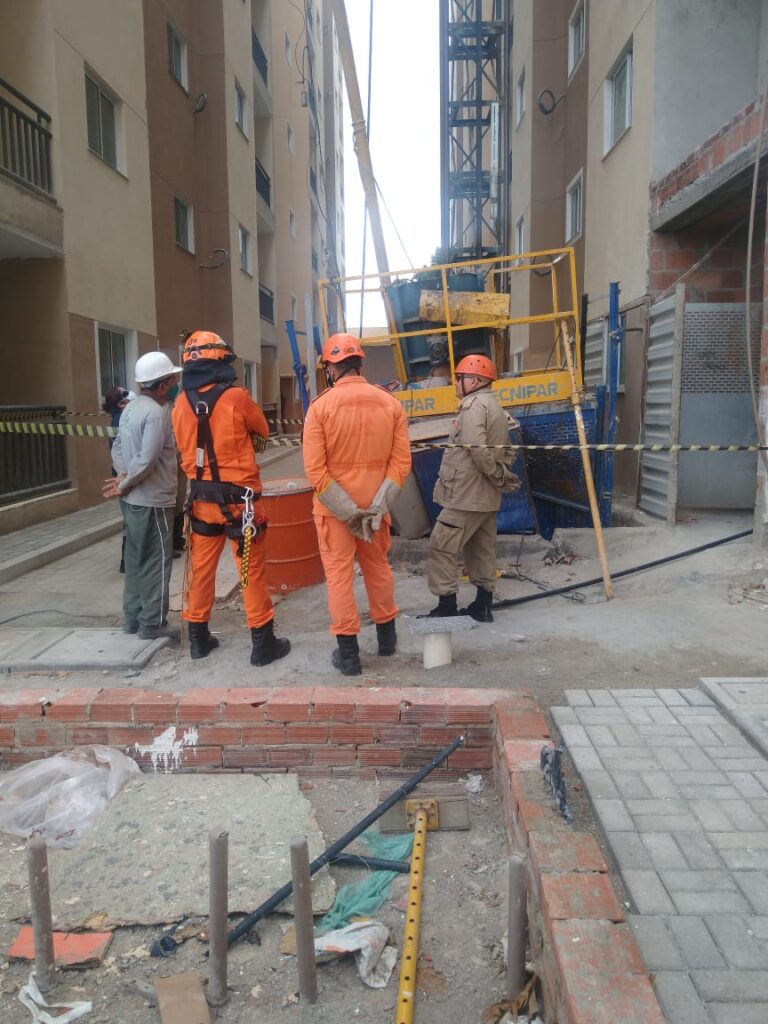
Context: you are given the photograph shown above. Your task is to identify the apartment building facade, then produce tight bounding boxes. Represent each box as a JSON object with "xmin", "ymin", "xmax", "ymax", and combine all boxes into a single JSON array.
[
  {"xmin": 509, "ymin": 0, "xmax": 768, "ymax": 522},
  {"xmin": 0, "ymin": 0, "xmax": 344, "ymax": 527}
]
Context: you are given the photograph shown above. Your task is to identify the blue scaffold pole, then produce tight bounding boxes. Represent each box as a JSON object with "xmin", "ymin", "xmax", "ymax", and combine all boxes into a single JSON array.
[{"xmin": 284, "ymin": 319, "xmax": 310, "ymax": 415}]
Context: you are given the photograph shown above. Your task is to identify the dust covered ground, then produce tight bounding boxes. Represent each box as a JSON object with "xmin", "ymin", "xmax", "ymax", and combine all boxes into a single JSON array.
[{"xmin": 0, "ymin": 777, "xmax": 509, "ymax": 1023}]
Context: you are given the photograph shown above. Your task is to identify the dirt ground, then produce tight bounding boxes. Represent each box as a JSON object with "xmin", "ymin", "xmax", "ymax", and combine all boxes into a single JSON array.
[
  {"xmin": 0, "ymin": 777, "xmax": 510, "ymax": 1024},
  {"xmin": 0, "ymin": 509, "xmax": 765, "ymax": 707}
]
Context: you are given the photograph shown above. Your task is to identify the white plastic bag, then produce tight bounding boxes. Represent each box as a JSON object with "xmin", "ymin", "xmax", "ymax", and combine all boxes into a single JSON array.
[
  {"xmin": 314, "ymin": 921, "xmax": 398, "ymax": 988},
  {"xmin": 0, "ymin": 745, "xmax": 139, "ymax": 848},
  {"xmin": 18, "ymin": 972, "xmax": 92, "ymax": 1023}
]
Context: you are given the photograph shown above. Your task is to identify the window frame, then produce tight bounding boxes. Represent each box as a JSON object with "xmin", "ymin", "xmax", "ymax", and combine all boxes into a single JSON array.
[
  {"xmin": 604, "ymin": 44, "xmax": 633, "ymax": 155},
  {"xmin": 174, "ymin": 195, "xmax": 194, "ymax": 253},
  {"xmin": 568, "ymin": 1, "xmax": 585, "ymax": 78},
  {"xmin": 95, "ymin": 323, "xmax": 138, "ymax": 405},
  {"xmin": 235, "ymin": 80, "xmax": 248, "ymax": 137},
  {"xmin": 515, "ymin": 66, "xmax": 526, "ymax": 127},
  {"xmin": 565, "ymin": 169, "xmax": 583, "ymax": 244},
  {"xmin": 167, "ymin": 22, "xmax": 188, "ymax": 91},
  {"xmin": 85, "ymin": 71, "xmax": 120, "ymax": 171},
  {"xmin": 238, "ymin": 224, "xmax": 252, "ymax": 275},
  {"xmin": 515, "ymin": 213, "xmax": 525, "ymax": 255}
]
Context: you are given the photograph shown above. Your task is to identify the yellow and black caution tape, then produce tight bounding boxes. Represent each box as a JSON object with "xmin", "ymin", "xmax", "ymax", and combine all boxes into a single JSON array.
[{"xmin": 2, "ymin": 420, "xmax": 767, "ymax": 455}]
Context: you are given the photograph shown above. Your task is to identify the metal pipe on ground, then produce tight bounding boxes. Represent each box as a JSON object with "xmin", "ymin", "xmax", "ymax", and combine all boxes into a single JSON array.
[
  {"xmin": 227, "ymin": 735, "xmax": 464, "ymax": 947},
  {"xmin": 27, "ymin": 838, "xmax": 55, "ymax": 994},
  {"xmin": 506, "ymin": 854, "xmax": 528, "ymax": 1000},
  {"xmin": 290, "ymin": 836, "xmax": 318, "ymax": 1005},
  {"xmin": 492, "ymin": 529, "xmax": 753, "ymax": 611},
  {"xmin": 208, "ymin": 829, "xmax": 229, "ymax": 1007},
  {"xmin": 330, "ymin": 853, "xmax": 409, "ymax": 873}
]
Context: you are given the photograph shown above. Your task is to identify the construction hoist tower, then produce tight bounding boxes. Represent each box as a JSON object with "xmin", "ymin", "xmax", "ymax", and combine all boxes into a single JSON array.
[{"xmin": 439, "ymin": 0, "xmax": 511, "ymax": 263}]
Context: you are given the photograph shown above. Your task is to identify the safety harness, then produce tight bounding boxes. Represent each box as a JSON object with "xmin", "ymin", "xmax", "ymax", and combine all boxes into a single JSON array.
[{"xmin": 185, "ymin": 384, "xmax": 266, "ymax": 587}]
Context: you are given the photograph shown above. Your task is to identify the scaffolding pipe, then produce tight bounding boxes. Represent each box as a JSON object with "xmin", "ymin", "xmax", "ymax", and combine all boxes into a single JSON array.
[
  {"xmin": 27, "ymin": 839, "xmax": 55, "ymax": 994},
  {"xmin": 394, "ymin": 807, "xmax": 429, "ymax": 1024},
  {"xmin": 207, "ymin": 829, "xmax": 229, "ymax": 1007},
  {"xmin": 291, "ymin": 836, "xmax": 318, "ymax": 1005}
]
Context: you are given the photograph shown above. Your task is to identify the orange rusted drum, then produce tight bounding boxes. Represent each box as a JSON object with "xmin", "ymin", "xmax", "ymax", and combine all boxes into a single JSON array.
[{"xmin": 260, "ymin": 477, "xmax": 324, "ymax": 594}]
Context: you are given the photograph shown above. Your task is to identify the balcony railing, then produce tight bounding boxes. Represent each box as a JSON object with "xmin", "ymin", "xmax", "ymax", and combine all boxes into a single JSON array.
[
  {"xmin": 0, "ymin": 77, "xmax": 54, "ymax": 197},
  {"xmin": 0, "ymin": 406, "xmax": 70, "ymax": 505},
  {"xmin": 255, "ymin": 158, "xmax": 271, "ymax": 206},
  {"xmin": 251, "ymin": 29, "xmax": 268, "ymax": 86},
  {"xmin": 259, "ymin": 283, "xmax": 275, "ymax": 324}
]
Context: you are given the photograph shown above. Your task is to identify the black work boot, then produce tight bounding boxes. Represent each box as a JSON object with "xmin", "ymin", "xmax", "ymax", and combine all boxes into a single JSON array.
[
  {"xmin": 461, "ymin": 586, "xmax": 494, "ymax": 623},
  {"xmin": 429, "ymin": 593, "xmax": 458, "ymax": 618},
  {"xmin": 188, "ymin": 621, "xmax": 220, "ymax": 661},
  {"xmin": 376, "ymin": 618, "xmax": 397, "ymax": 656},
  {"xmin": 331, "ymin": 634, "xmax": 362, "ymax": 676},
  {"xmin": 250, "ymin": 620, "xmax": 291, "ymax": 667}
]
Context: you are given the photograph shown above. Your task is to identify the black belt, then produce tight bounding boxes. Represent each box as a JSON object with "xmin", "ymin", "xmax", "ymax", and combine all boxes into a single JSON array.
[
  {"xmin": 189, "ymin": 480, "xmax": 261, "ymax": 505},
  {"xmin": 190, "ymin": 515, "xmax": 266, "ymax": 541}
]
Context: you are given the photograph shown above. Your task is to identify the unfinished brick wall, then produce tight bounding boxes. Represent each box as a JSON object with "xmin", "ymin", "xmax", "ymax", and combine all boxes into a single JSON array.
[{"xmin": 0, "ymin": 684, "xmax": 666, "ymax": 1023}]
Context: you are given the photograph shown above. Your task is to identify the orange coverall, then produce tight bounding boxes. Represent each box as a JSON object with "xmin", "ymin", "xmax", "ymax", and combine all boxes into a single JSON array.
[
  {"xmin": 302, "ymin": 375, "xmax": 412, "ymax": 635},
  {"xmin": 172, "ymin": 386, "xmax": 274, "ymax": 629}
]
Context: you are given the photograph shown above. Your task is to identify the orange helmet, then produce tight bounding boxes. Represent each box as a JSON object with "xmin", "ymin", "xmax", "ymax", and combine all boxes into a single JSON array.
[
  {"xmin": 322, "ymin": 333, "xmax": 365, "ymax": 364},
  {"xmin": 182, "ymin": 330, "xmax": 234, "ymax": 363},
  {"xmin": 455, "ymin": 354, "xmax": 497, "ymax": 381}
]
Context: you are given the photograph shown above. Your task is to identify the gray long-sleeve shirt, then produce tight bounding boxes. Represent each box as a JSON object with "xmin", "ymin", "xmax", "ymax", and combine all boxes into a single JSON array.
[{"xmin": 111, "ymin": 395, "xmax": 177, "ymax": 507}]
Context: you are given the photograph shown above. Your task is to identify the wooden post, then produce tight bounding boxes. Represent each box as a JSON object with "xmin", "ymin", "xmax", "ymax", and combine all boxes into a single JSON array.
[
  {"xmin": 290, "ymin": 836, "xmax": 317, "ymax": 1005},
  {"xmin": 27, "ymin": 838, "xmax": 55, "ymax": 994}
]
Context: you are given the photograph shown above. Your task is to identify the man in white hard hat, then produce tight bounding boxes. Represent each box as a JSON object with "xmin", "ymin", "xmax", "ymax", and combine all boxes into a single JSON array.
[{"xmin": 104, "ymin": 351, "xmax": 181, "ymax": 639}]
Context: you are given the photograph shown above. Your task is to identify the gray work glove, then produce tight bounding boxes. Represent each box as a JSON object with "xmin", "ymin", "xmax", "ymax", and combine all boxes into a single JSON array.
[
  {"xmin": 318, "ymin": 481, "xmax": 372, "ymax": 540},
  {"xmin": 367, "ymin": 478, "xmax": 403, "ymax": 533}
]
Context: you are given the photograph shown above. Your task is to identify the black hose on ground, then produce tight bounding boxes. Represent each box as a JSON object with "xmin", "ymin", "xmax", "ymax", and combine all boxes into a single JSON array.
[{"xmin": 492, "ymin": 528, "xmax": 754, "ymax": 611}]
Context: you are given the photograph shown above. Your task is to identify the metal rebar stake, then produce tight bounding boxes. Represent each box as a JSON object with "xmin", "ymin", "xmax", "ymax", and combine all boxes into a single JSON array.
[
  {"xmin": 290, "ymin": 836, "xmax": 317, "ymax": 1005},
  {"xmin": 27, "ymin": 838, "xmax": 55, "ymax": 994},
  {"xmin": 208, "ymin": 829, "xmax": 229, "ymax": 1007},
  {"xmin": 506, "ymin": 853, "xmax": 528, "ymax": 1001}
]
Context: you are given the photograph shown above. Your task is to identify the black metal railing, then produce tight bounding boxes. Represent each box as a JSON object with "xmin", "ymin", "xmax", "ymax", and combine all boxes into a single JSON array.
[
  {"xmin": 259, "ymin": 283, "xmax": 275, "ymax": 324},
  {"xmin": 251, "ymin": 29, "xmax": 268, "ymax": 86},
  {"xmin": 0, "ymin": 77, "xmax": 54, "ymax": 197},
  {"xmin": 255, "ymin": 158, "xmax": 271, "ymax": 205},
  {"xmin": 0, "ymin": 406, "xmax": 70, "ymax": 506}
]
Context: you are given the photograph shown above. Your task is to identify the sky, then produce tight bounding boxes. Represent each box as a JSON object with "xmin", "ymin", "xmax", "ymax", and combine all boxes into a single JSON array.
[{"xmin": 341, "ymin": 0, "xmax": 440, "ymax": 330}]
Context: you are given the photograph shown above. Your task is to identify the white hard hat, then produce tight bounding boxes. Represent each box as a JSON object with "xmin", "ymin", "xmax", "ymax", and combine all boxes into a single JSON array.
[{"xmin": 134, "ymin": 351, "xmax": 182, "ymax": 385}]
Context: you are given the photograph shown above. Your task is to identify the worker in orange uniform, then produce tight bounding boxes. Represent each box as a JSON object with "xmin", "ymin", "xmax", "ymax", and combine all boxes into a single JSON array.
[
  {"xmin": 172, "ymin": 331, "xmax": 290, "ymax": 666},
  {"xmin": 302, "ymin": 334, "xmax": 412, "ymax": 676}
]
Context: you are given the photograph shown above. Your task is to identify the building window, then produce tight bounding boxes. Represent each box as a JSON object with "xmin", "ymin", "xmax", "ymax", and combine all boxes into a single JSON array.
[
  {"xmin": 604, "ymin": 44, "xmax": 632, "ymax": 154},
  {"xmin": 239, "ymin": 224, "xmax": 252, "ymax": 274},
  {"xmin": 85, "ymin": 72, "xmax": 118, "ymax": 170},
  {"xmin": 98, "ymin": 326, "xmax": 128, "ymax": 397},
  {"xmin": 174, "ymin": 196, "xmax": 194, "ymax": 252},
  {"xmin": 515, "ymin": 214, "xmax": 525, "ymax": 254},
  {"xmin": 513, "ymin": 350, "xmax": 524, "ymax": 373},
  {"xmin": 235, "ymin": 81, "xmax": 247, "ymax": 136},
  {"xmin": 167, "ymin": 23, "xmax": 188, "ymax": 90},
  {"xmin": 284, "ymin": 31, "xmax": 292, "ymax": 66},
  {"xmin": 289, "ymin": 208, "xmax": 296, "ymax": 239},
  {"xmin": 568, "ymin": 2, "xmax": 585, "ymax": 76},
  {"xmin": 287, "ymin": 121, "xmax": 295, "ymax": 153},
  {"xmin": 565, "ymin": 170, "xmax": 582, "ymax": 243},
  {"xmin": 515, "ymin": 66, "xmax": 526, "ymax": 126}
]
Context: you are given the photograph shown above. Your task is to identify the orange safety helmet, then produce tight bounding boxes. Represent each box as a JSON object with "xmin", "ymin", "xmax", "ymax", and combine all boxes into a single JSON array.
[
  {"xmin": 455, "ymin": 354, "xmax": 497, "ymax": 381},
  {"xmin": 182, "ymin": 330, "xmax": 234, "ymax": 363},
  {"xmin": 322, "ymin": 333, "xmax": 365, "ymax": 364}
]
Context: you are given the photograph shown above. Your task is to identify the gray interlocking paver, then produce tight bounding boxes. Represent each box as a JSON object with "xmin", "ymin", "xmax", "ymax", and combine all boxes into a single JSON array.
[
  {"xmin": 609, "ymin": 832, "xmax": 653, "ymax": 871},
  {"xmin": 550, "ymin": 706, "xmax": 579, "ymax": 726},
  {"xmin": 627, "ymin": 916, "xmax": 684, "ymax": 970},
  {"xmin": 705, "ymin": 915, "xmax": 768, "ymax": 969},
  {"xmin": 693, "ymin": 969, "xmax": 768, "ymax": 1001},
  {"xmin": 623, "ymin": 870, "xmax": 675, "ymax": 914},
  {"xmin": 734, "ymin": 872, "xmax": 768, "ymax": 913},
  {"xmin": 587, "ymin": 689, "xmax": 618, "ymax": 706},
  {"xmin": 564, "ymin": 684, "xmax": 768, "ymax": 1022},
  {"xmin": 564, "ymin": 688, "xmax": 592, "ymax": 706},
  {"xmin": 667, "ymin": 916, "xmax": 726, "ymax": 968},
  {"xmin": 654, "ymin": 971, "xmax": 716, "ymax": 1024},
  {"xmin": 641, "ymin": 833, "xmax": 688, "ymax": 870},
  {"xmin": 556, "ymin": 723, "xmax": 591, "ymax": 746}
]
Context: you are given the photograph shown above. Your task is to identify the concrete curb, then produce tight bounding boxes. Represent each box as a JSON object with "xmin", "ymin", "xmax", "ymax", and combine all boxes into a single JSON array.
[
  {"xmin": 0, "ymin": 515, "xmax": 123, "ymax": 587},
  {"xmin": 698, "ymin": 677, "xmax": 768, "ymax": 759}
]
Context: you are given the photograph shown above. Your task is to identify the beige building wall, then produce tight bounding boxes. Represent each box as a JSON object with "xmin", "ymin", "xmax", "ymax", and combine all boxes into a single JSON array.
[{"xmin": 584, "ymin": 0, "xmax": 655, "ymax": 319}]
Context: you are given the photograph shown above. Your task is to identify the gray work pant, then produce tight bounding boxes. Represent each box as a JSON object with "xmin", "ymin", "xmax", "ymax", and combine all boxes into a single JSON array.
[
  {"xmin": 120, "ymin": 501, "xmax": 174, "ymax": 629},
  {"xmin": 427, "ymin": 507, "xmax": 498, "ymax": 595}
]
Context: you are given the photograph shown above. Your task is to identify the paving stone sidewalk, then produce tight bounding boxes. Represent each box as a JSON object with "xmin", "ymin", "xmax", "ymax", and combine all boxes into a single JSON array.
[{"xmin": 553, "ymin": 686, "xmax": 768, "ymax": 1024}]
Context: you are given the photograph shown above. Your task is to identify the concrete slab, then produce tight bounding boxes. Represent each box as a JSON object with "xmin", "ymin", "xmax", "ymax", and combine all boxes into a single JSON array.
[
  {"xmin": 700, "ymin": 678, "xmax": 768, "ymax": 759},
  {"xmin": 14, "ymin": 774, "xmax": 335, "ymax": 928},
  {"xmin": 0, "ymin": 628, "xmax": 168, "ymax": 671}
]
